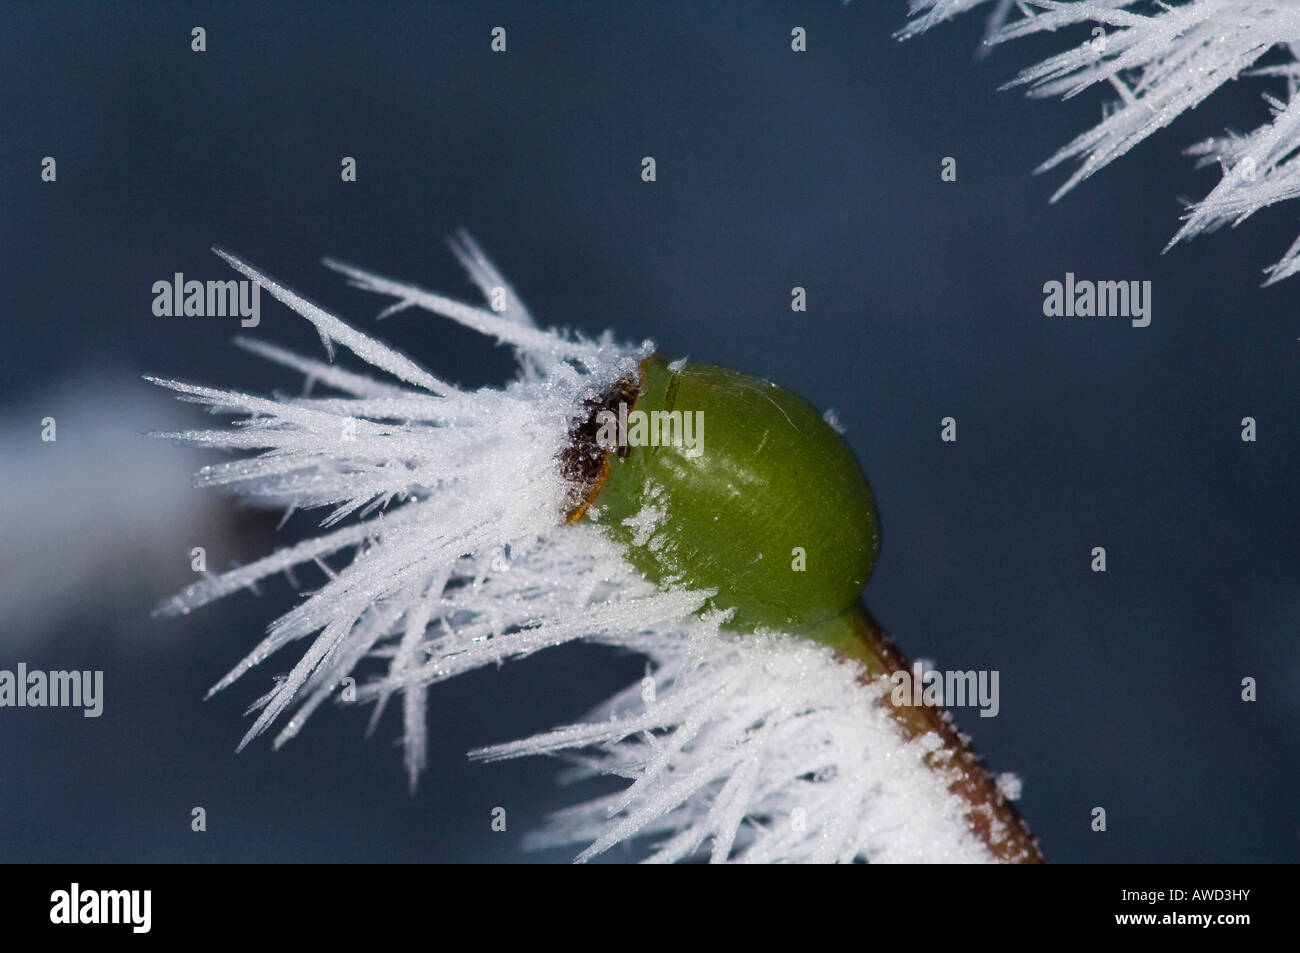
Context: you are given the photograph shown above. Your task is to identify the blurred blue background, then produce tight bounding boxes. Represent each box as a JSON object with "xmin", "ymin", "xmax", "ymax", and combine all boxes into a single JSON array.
[{"xmin": 1, "ymin": 0, "xmax": 1296, "ymax": 863}]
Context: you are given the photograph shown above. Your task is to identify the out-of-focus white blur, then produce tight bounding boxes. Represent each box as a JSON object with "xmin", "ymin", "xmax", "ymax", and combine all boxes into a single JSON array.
[{"xmin": 0, "ymin": 374, "xmax": 250, "ymax": 649}]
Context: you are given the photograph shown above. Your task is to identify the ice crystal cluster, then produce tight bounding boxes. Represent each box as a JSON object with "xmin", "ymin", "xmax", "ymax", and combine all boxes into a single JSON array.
[
  {"xmin": 152, "ymin": 235, "xmax": 993, "ymax": 863},
  {"xmin": 903, "ymin": 0, "xmax": 1300, "ymax": 284}
]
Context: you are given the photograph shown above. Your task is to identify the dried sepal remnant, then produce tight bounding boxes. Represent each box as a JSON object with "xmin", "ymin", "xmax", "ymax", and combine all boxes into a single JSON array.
[
  {"xmin": 154, "ymin": 237, "xmax": 1025, "ymax": 862},
  {"xmin": 560, "ymin": 363, "xmax": 644, "ymax": 524},
  {"xmin": 903, "ymin": 0, "xmax": 1300, "ymax": 283}
]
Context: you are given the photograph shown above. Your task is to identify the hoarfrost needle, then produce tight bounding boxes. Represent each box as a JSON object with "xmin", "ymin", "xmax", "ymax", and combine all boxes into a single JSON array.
[{"xmin": 902, "ymin": 0, "xmax": 1300, "ymax": 284}]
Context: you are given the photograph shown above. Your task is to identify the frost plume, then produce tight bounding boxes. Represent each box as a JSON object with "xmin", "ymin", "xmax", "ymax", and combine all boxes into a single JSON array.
[
  {"xmin": 903, "ymin": 0, "xmax": 1300, "ymax": 284},
  {"xmin": 476, "ymin": 629, "xmax": 991, "ymax": 864},
  {"xmin": 152, "ymin": 235, "xmax": 999, "ymax": 862}
]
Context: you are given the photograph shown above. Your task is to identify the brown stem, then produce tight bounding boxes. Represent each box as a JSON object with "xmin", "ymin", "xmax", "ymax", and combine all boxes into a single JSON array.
[{"xmin": 810, "ymin": 600, "xmax": 1045, "ymax": 863}]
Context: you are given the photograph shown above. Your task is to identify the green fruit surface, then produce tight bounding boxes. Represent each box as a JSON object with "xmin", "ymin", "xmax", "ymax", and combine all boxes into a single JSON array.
[{"xmin": 587, "ymin": 353, "xmax": 881, "ymax": 633}]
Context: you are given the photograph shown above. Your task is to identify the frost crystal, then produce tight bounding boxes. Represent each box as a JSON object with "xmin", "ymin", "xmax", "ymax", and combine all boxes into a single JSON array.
[
  {"xmin": 152, "ymin": 234, "xmax": 996, "ymax": 863},
  {"xmin": 903, "ymin": 0, "xmax": 1300, "ymax": 284}
]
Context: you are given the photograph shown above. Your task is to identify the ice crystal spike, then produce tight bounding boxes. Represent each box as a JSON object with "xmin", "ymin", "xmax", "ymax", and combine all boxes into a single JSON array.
[{"xmin": 903, "ymin": 0, "xmax": 1300, "ymax": 284}]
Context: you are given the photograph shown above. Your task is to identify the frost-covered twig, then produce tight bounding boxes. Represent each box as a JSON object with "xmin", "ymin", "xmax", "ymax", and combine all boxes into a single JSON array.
[
  {"xmin": 902, "ymin": 0, "xmax": 1300, "ymax": 284},
  {"xmin": 151, "ymin": 237, "xmax": 1037, "ymax": 862}
]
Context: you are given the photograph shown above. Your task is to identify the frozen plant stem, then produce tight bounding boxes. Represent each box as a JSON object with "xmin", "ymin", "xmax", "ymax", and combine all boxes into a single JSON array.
[{"xmin": 809, "ymin": 601, "xmax": 1044, "ymax": 863}]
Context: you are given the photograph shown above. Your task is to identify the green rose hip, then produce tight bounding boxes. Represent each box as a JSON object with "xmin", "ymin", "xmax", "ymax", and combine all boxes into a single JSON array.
[{"xmin": 565, "ymin": 353, "xmax": 881, "ymax": 633}]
